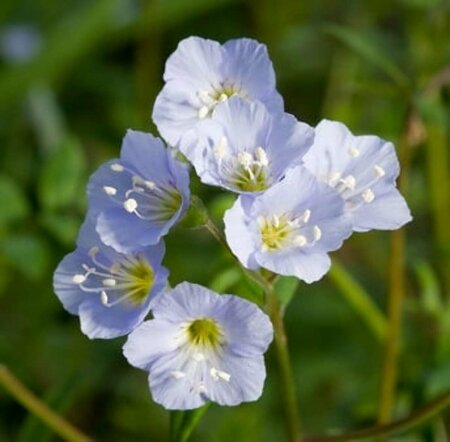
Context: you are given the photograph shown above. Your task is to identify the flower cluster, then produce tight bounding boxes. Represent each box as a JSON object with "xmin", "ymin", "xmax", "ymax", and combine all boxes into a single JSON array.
[{"xmin": 53, "ymin": 36, "xmax": 411, "ymax": 411}]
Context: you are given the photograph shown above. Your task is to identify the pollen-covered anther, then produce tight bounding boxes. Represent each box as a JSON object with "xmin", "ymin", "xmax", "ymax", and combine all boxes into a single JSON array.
[
  {"xmin": 348, "ymin": 147, "xmax": 360, "ymax": 157},
  {"xmin": 293, "ymin": 235, "xmax": 307, "ymax": 247},
  {"xmin": 144, "ymin": 180, "xmax": 156, "ymax": 190},
  {"xmin": 102, "ymin": 278, "xmax": 116, "ymax": 287},
  {"xmin": 110, "ymin": 263, "xmax": 121, "ymax": 274},
  {"xmin": 100, "ymin": 291, "xmax": 109, "ymax": 306},
  {"xmin": 124, "ymin": 198, "xmax": 138, "ymax": 213},
  {"xmin": 198, "ymin": 106, "xmax": 209, "ymax": 119},
  {"xmin": 341, "ymin": 175, "xmax": 356, "ymax": 190},
  {"xmin": 197, "ymin": 384, "xmax": 208, "ymax": 394},
  {"xmin": 313, "ymin": 225, "xmax": 322, "ymax": 241},
  {"xmin": 301, "ymin": 209, "xmax": 311, "ymax": 223},
  {"xmin": 362, "ymin": 188, "xmax": 375, "ymax": 203},
  {"xmin": 255, "ymin": 147, "xmax": 269, "ymax": 167},
  {"xmin": 210, "ymin": 367, "xmax": 231, "ymax": 382},
  {"xmin": 171, "ymin": 370, "xmax": 186, "ymax": 380},
  {"xmin": 72, "ymin": 274, "xmax": 86, "ymax": 284},
  {"xmin": 110, "ymin": 163, "xmax": 124, "ymax": 172},
  {"xmin": 237, "ymin": 152, "xmax": 253, "ymax": 169},
  {"xmin": 374, "ymin": 165, "xmax": 385, "ymax": 177},
  {"xmin": 89, "ymin": 246, "xmax": 99, "ymax": 257},
  {"xmin": 328, "ymin": 171, "xmax": 341, "ymax": 185},
  {"xmin": 218, "ymin": 93, "xmax": 228, "ymax": 102},
  {"xmin": 103, "ymin": 186, "xmax": 117, "ymax": 196}
]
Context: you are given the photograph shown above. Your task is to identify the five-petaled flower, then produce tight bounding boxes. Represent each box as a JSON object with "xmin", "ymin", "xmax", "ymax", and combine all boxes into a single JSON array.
[
  {"xmin": 123, "ymin": 282, "xmax": 273, "ymax": 410},
  {"xmin": 302, "ymin": 119, "xmax": 412, "ymax": 232},
  {"xmin": 53, "ymin": 220, "xmax": 169, "ymax": 339},
  {"xmin": 87, "ymin": 130, "xmax": 190, "ymax": 253},
  {"xmin": 224, "ymin": 166, "xmax": 353, "ymax": 283},
  {"xmin": 180, "ymin": 96, "xmax": 314, "ymax": 194},
  {"xmin": 152, "ymin": 36, "xmax": 284, "ymax": 148}
]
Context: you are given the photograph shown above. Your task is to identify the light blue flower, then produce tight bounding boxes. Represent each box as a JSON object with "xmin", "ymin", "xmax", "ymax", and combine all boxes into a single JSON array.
[
  {"xmin": 152, "ymin": 36, "xmax": 284, "ymax": 147},
  {"xmin": 87, "ymin": 130, "xmax": 190, "ymax": 253},
  {"xmin": 303, "ymin": 119, "xmax": 412, "ymax": 232},
  {"xmin": 53, "ymin": 220, "xmax": 169, "ymax": 339},
  {"xmin": 180, "ymin": 96, "xmax": 314, "ymax": 194},
  {"xmin": 224, "ymin": 166, "xmax": 352, "ymax": 283},
  {"xmin": 123, "ymin": 282, "xmax": 273, "ymax": 410}
]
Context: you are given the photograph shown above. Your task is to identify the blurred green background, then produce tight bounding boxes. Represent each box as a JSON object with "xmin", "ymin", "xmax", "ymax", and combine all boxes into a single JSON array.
[{"xmin": 0, "ymin": 0, "xmax": 449, "ymax": 441}]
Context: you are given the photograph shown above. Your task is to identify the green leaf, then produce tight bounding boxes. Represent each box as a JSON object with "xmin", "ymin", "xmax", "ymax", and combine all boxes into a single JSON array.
[
  {"xmin": 39, "ymin": 213, "xmax": 80, "ymax": 246},
  {"xmin": 323, "ymin": 24, "xmax": 410, "ymax": 89},
  {"xmin": 209, "ymin": 267, "xmax": 241, "ymax": 293},
  {"xmin": 0, "ymin": 175, "xmax": 30, "ymax": 227},
  {"xmin": 414, "ymin": 261, "xmax": 442, "ymax": 316},
  {"xmin": 0, "ymin": 234, "xmax": 50, "ymax": 280},
  {"xmin": 274, "ymin": 276, "xmax": 299, "ymax": 306},
  {"xmin": 38, "ymin": 136, "xmax": 85, "ymax": 211}
]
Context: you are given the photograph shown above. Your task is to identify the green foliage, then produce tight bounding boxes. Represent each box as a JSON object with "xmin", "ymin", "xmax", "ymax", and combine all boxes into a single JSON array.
[{"xmin": 0, "ymin": 0, "xmax": 448, "ymax": 441}]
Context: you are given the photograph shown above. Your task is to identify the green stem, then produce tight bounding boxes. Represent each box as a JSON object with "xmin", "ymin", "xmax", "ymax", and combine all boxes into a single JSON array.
[
  {"xmin": 304, "ymin": 388, "xmax": 450, "ymax": 442},
  {"xmin": 328, "ymin": 260, "xmax": 387, "ymax": 342},
  {"xmin": 265, "ymin": 283, "xmax": 302, "ymax": 442},
  {"xmin": 0, "ymin": 364, "xmax": 92, "ymax": 442}
]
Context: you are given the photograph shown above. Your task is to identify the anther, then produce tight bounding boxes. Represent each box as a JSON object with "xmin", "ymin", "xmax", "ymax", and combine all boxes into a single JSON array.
[
  {"xmin": 110, "ymin": 263, "xmax": 121, "ymax": 274},
  {"xmin": 293, "ymin": 235, "xmax": 307, "ymax": 247},
  {"xmin": 102, "ymin": 278, "xmax": 116, "ymax": 287},
  {"xmin": 171, "ymin": 370, "xmax": 186, "ymax": 380},
  {"xmin": 100, "ymin": 291, "xmax": 109, "ymax": 306},
  {"xmin": 348, "ymin": 147, "xmax": 360, "ymax": 158},
  {"xmin": 237, "ymin": 152, "xmax": 253, "ymax": 168},
  {"xmin": 197, "ymin": 384, "xmax": 208, "ymax": 393},
  {"xmin": 72, "ymin": 274, "xmax": 86, "ymax": 284},
  {"xmin": 328, "ymin": 171, "xmax": 341, "ymax": 185},
  {"xmin": 103, "ymin": 186, "xmax": 117, "ymax": 196},
  {"xmin": 110, "ymin": 164, "xmax": 124, "ymax": 172},
  {"xmin": 301, "ymin": 209, "xmax": 311, "ymax": 223},
  {"xmin": 313, "ymin": 225, "xmax": 322, "ymax": 241},
  {"xmin": 217, "ymin": 370, "xmax": 231, "ymax": 382},
  {"xmin": 218, "ymin": 93, "xmax": 228, "ymax": 102},
  {"xmin": 89, "ymin": 246, "xmax": 99, "ymax": 257},
  {"xmin": 255, "ymin": 147, "xmax": 269, "ymax": 167},
  {"xmin": 342, "ymin": 175, "xmax": 356, "ymax": 190},
  {"xmin": 198, "ymin": 106, "xmax": 209, "ymax": 119},
  {"xmin": 273, "ymin": 215, "xmax": 280, "ymax": 228},
  {"xmin": 362, "ymin": 189, "xmax": 375, "ymax": 203},
  {"xmin": 145, "ymin": 180, "xmax": 156, "ymax": 190},
  {"xmin": 124, "ymin": 198, "xmax": 138, "ymax": 213},
  {"xmin": 374, "ymin": 165, "xmax": 385, "ymax": 177}
]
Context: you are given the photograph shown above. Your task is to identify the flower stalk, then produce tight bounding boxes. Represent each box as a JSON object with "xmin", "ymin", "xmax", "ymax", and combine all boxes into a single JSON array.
[{"xmin": 0, "ymin": 364, "xmax": 91, "ymax": 442}]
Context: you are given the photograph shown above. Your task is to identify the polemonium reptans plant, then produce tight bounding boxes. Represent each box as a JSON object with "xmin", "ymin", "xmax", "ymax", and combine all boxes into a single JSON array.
[{"xmin": 52, "ymin": 36, "xmax": 414, "ymax": 442}]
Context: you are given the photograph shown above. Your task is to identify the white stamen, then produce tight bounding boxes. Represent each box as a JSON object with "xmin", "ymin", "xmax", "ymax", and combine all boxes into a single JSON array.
[
  {"xmin": 301, "ymin": 209, "xmax": 311, "ymax": 224},
  {"xmin": 100, "ymin": 291, "xmax": 109, "ymax": 306},
  {"xmin": 171, "ymin": 370, "xmax": 186, "ymax": 380},
  {"xmin": 217, "ymin": 370, "xmax": 231, "ymax": 382},
  {"xmin": 237, "ymin": 152, "xmax": 253, "ymax": 168},
  {"xmin": 110, "ymin": 164, "xmax": 124, "ymax": 172},
  {"xmin": 313, "ymin": 225, "xmax": 322, "ymax": 241},
  {"xmin": 192, "ymin": 352, "xmax": 205, "ymax": 362},
  {"xmin": 348, "ymin": 147, "xmax": 360, "ymax": 157},
  {"xmin": 210, "ymin": 367, "xmax": 219, "ymax": 381},
  {"xmin": 124, "ymin": 198, "xmax": 138, "ymax": 213},
  {"xmin": 257, "ymin": 216, "xmax": 266, "ymax": 228},
  {"xmin": 342, "ymin": 175, "xmax": 356, "ymax": 190},
  {"xmin": 215, "ymin": 136, "xmax": 228, "ymax": 160},
  {"xmin": 197, "ymin": 384, "xmax": 208, "ymax": 393},
  {"xmin": 218, "ymin": 93, "xmax": 228, "ymax": 102},
  {"xmin": 89, "ymin": 246, "xmax": 99, "ymax": 257},
  {"xmin": 328, "ymin": 171, "xmax": 341, "ymax": 185},
  {"xmin": 362, "ymin": 188, "xmax": 375, "ymax": 203},
  {"xmin": 374, "ymin": 165, "xmax": 385, "ymax": 177},
  {"xmin": 145, "ymin": 180, "xmax": 156, "ymax": 190},
  {"xmin": 103, "ymin": 186, "xmax": 117, "ymax": 196},
  {"xmin": 273, "ymin": 215, "xmax": 280, "ymax": 228},
  {"xmin": 293, "ymin": 235, "xmax": 307, "ymax": 247},
  {"xmin": 255, "ymin": 147, "xmax": 269, "ymax": 167},
  {"xmin": 102, "ymin": 278, "xmax": 116, "ymax": 287},
  {"xmin": 198, "ymin": 106, "xmax": 209, "ymax": 119},
  {"xmin": 110, "ymin": 263, "xmax": 121, "ymax": 274},
  {"xmin": 72, "ymin": 274, "xmax": 86, "ymax": 284}
]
